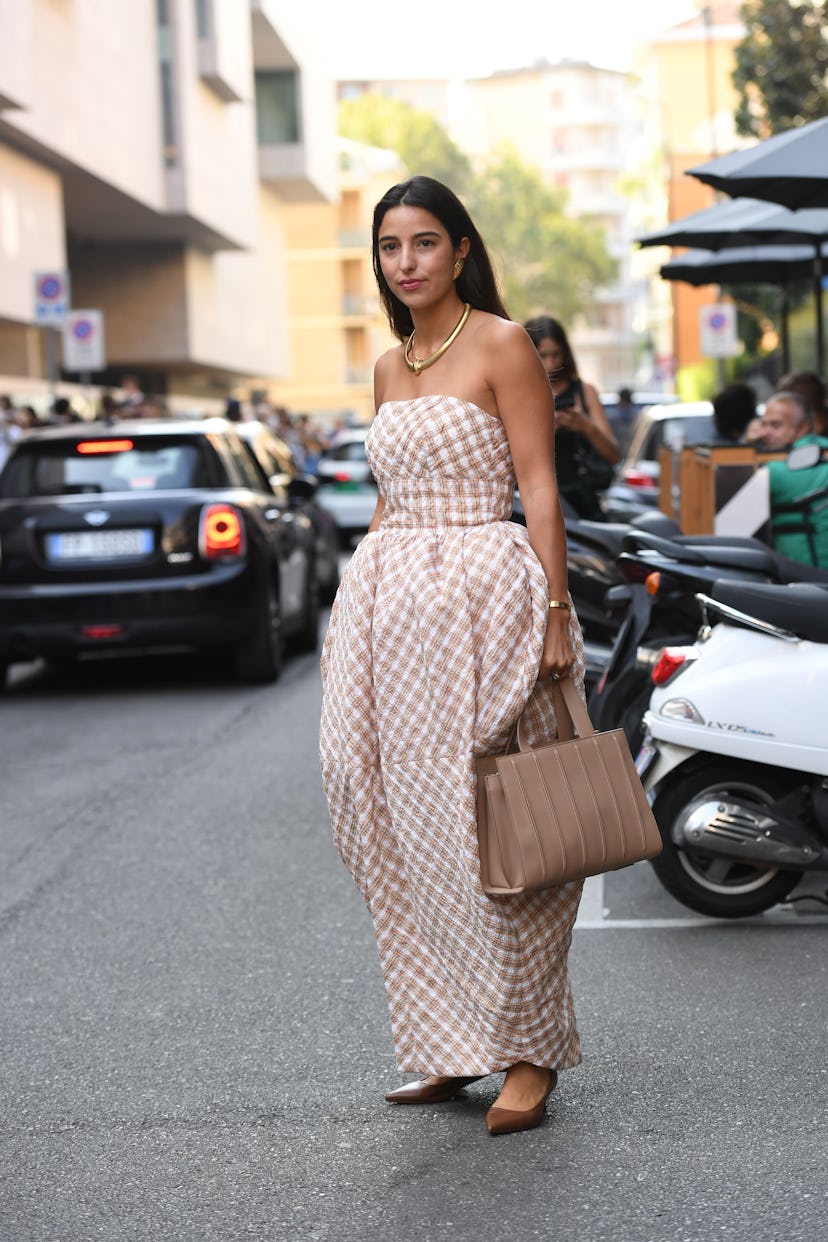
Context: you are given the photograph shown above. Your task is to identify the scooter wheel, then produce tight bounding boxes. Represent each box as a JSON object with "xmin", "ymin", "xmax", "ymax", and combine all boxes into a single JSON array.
[{"xmin": 651, "ymin": 760, "xmax": 803, "ymax": 918}]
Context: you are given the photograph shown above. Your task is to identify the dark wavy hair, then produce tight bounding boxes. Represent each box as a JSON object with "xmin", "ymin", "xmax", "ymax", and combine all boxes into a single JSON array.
[
  {"xmin": 372, "ymin": 176, "xmax": 509, "ymax": 341},
  {"xmin": 523, "ymin": 315, "xmax": 578, "ymax": 383}
]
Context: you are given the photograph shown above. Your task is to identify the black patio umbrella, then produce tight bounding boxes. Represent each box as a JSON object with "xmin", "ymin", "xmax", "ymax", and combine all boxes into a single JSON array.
[
  {"xmin": 638, "ymin": 197, "xmax": 828, "ymax": 370},
  {"xmin": 687, "ymin": 116, "xmax": 828, "ymax": 211},
  {"xmin": 658, "ymin": 243, "xmax": 828, "ymax": 371}
]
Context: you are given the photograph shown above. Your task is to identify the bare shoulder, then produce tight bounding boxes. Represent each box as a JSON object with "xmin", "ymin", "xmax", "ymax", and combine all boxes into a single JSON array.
[
  {"xmin": 476, "ymin": 314, "xmax": 533, "ymax": 357},
  {"xmin": 373, "ymin": 344, "xmax": 403, "ymax": 407}
]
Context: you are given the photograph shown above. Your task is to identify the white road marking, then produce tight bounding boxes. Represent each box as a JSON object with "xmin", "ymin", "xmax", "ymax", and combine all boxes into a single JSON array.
[{"xmin": 574, "ymin": 874, "xmax": 828, "ymax": 929}]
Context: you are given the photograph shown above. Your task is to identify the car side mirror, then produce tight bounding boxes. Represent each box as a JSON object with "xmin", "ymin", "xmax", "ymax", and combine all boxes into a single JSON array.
[
  {"xmin": 785, "ymin": 442, "xmax": 822, "ymax": 470},
  {"xmin": 287, "ymin": 476, "xmax": 317, "ymax": 502}
]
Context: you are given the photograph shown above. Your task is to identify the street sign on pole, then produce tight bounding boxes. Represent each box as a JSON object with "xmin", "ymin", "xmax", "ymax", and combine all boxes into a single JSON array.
[
  {"xmin": 34, "ymin": 270, "xmax": 71, "ymax": 325},
  {"xmin": 62, "ymin": 310, "xmax": 106, "ymax": 373},
  {"xmin": 700, "ymin": 303, "xmax": 739, "ymax": 358}
]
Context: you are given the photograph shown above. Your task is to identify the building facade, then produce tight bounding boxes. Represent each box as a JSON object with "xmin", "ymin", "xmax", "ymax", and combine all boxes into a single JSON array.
[
  {"xmin": 267, "ymin": 140, "xmax": 401, "ymax": 425},
  {"xmin": 643, "ymin": 2, "xmax": 746, "ymax": 381},
  {"xmin": 0, "ymin": 0, "xmax": 335, "ymax": 409},
  {"xmin": 460, "ymin": 61, "xmax": 645, "ymax": 391}
]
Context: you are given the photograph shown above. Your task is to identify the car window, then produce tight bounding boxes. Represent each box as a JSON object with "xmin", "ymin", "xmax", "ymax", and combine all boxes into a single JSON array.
[
  {"xmin": 221, "ymin": 434, "xmax": 266, "ymax": 490},
  {"xmin": 323, "ymin": 441, "xmax": 366, "ymax": 462},
  {"xmin": 0, "ymin": 437, "xmax": 220, "ymax": 497},
  {"xmin": 641, "ymin": 415, "xmax": 716, "ymax": 460},
  {"xmin": 263, "ymin": 434, "xmax": 295, "ymax": 474},
  {"xmin": 238, "ymin": 440, "xmax": 277, "ymax": 492}
]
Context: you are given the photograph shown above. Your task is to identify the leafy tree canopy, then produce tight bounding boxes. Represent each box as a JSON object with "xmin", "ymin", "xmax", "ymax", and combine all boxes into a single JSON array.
[
  {"xmin": 338, "ymin": 99, "xmax": 615, "ymax": 324},
  {"xmin": 733, "ymin": 0, "xmax": 828, "ymax": 136},
  {"xmin": 338, "ymin": 93, "xmax": 473, "ymax": 193},
  {"xmin": 466, "ymin": 148, "xmax": 616, "ymax": 324}
]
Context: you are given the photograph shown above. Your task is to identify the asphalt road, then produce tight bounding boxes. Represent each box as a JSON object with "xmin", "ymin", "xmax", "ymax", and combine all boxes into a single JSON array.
[{"xmin": 1, "ymin": 630, "xmax": 827, "ymax": 1242}]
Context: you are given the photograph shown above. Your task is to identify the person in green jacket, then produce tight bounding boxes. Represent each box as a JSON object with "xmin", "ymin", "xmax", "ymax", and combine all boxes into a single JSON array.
[{"xmin": 760, "ymin": 392, "xmax": 828, "ymax": 568}]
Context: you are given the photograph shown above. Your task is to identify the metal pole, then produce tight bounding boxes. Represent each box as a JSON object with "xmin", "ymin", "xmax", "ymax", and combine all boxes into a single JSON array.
[
  {"xmin": 815, "ymin": 246, "xmax": 825, "ymax": 374},
  {"xmin": 45, "ymin": 327, "xmax": 59, "ymax": 400},
  {"xmin": 780, "ymin": 285, "xmax": 790, "ymax": 374}
]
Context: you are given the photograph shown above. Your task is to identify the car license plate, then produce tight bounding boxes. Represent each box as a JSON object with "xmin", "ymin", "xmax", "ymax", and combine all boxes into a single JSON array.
[{"xmin": 45, "ymin": 529, "xmax": 154, "ymax": 561}]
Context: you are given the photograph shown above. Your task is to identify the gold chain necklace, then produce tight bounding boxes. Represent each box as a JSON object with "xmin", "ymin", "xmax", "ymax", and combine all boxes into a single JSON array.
[{"xmin": 403, "ymin": 303, "xmax": 471, "ymax": 375}]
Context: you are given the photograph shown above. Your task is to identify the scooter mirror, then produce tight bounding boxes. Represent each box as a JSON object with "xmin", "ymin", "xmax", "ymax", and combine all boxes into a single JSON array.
[{"xmin": 785, "ymin": 442, "xmax": 822, "ymax": 470}]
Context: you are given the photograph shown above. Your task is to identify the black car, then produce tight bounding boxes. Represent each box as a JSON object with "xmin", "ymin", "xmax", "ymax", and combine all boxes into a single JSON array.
[
  {"xmin": 0, "ymin": 419, "xmax": 320, "ymax": 686},
  {"xmin": 234, "ymin": 420, "xmax": 340, "ymax": 602}
]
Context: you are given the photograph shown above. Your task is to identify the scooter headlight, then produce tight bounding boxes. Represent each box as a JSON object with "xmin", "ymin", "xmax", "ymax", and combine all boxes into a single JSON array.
[{"xmin": 659, "ymin": 698, "xmax": 704, "ymax": 723}]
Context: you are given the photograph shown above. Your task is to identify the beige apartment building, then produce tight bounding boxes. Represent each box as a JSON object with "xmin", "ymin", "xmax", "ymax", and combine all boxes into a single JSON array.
[
  {"xmin": 268, "ymin": 139, "xmax": 401, "ymax": 424},
  {"xmin": 461, "ymin": 62, "xmax": 644, "ymax": 392},
  {"xmin": 0, "ymin": 0, "xmax": 335, "ymax": 410},
  {"xmin": 644, "ymin": 2, "xmax": 746, "ymax": 380}
]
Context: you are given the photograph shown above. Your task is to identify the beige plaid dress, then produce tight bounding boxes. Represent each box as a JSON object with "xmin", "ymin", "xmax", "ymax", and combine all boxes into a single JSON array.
[{"xmin": 320, "ymin": 396, "xmax": 585, "ymax": 1075}]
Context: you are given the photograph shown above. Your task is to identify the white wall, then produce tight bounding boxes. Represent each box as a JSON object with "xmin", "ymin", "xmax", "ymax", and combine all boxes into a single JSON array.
[
  {"xmin": 6, "ymin": 0, "xmax": 167, "ymax": 210},
  {"xmin": 0, "ymin": 145, "xmax": 66, "ymax": 325}
]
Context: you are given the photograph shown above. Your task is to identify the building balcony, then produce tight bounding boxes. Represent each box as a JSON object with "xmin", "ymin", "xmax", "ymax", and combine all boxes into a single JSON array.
[
  {"xmin": 342, "ymin": 293, "xmax": 377, "ymax": 316},
  {"xmin": 338, "ymin": 228, "xmax": 372, "ymax": 249},
  {"xmin": 546, "ymin": 148, "xmax": 628, "ymax": 173},
  {"xmin": 258, "ymin": 140, "xmax": 329, "ymax": 202},
  {"xmin": 197, "ymin": 40, "xmax": 243, "ymax": 103}
]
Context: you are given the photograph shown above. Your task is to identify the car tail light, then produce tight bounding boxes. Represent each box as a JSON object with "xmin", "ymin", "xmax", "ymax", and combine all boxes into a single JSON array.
[
  {"xmin": 76, "ymin": 440, "xmax": 134, "ymax": 454},
  {"xmin": 651, "ymin": 646, "xmax": 696, "ymax": 685},
  {"xmin": 622, "ymin": 470, "xmax": 654, "ymax": 488},
  {"xmin": 80, "ymin": 624, "xmax": 124, "ymax": 639},
  {"xmin": 332, "ymin": 471, "xmax": 352, "ymax": 483},
  {"xmin": 199, "ymin": 504, "xmax": 245, "ymax": 560}
]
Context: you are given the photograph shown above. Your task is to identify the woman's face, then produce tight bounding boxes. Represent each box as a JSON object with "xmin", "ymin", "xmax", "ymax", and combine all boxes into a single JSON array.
[
  {"xmin": 377, "ymin": 205, "xmax": 467, "ymax": 310},
  {"xmin": 535, "ymin": 336, "xmax": 565, "ymax": 383}
]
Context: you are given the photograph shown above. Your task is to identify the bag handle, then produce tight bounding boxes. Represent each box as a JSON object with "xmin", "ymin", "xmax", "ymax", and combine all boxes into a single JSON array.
[{"xmin": 515, "ymin": 675, "xmax": 594, "ymax": 752}]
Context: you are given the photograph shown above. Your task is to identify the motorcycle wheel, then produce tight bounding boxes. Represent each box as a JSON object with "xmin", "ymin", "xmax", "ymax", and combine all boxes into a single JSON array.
[{"xmin": 651, "ymin": 760, "xmax": 802, "ymax": 918}]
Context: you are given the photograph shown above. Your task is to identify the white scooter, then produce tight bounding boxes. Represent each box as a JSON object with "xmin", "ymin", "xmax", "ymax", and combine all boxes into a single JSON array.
[{"xmin": 636, "ymin": 578, "xmax": 828, "ymax": 918}]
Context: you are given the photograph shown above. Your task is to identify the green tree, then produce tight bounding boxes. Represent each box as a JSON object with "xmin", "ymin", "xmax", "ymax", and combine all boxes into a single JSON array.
[
  {"xmin": 338, "ymin": 93, "xmax": 473, "ymax": 192},
  {"xmin": 733, "ymin": 0, "xmax": 828, "ymax": 136},
  {"xmin": 467, "ymin": 148, "xmax": 616, "ymax": 323}
]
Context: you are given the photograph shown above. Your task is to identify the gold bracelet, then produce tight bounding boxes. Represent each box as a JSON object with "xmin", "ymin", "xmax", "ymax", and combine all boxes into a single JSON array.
[{"xmin": 548, "ymin": 599, "xmax": 571, "ymax": 611}]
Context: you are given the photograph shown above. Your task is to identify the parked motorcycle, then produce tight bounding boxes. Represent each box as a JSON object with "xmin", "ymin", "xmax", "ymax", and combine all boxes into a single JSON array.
[
  {"xmin": 514, "ymin": 491, "xmax": 679, "ymax": 692},
  {"xmin": 588, "ymin": 528, "xmax": 828, "ymax": 754},
  {"xmin": 637, "ymin": 578, "xmax": 828, "ymax": 918}
]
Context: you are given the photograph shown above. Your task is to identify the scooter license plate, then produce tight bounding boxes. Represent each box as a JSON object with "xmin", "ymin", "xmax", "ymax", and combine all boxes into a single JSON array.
[{"xmin": 635, "ymin": 739, "xmax": 658, "ymax": 780}]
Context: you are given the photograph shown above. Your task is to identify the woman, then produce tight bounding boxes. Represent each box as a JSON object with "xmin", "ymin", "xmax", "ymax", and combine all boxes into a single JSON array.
[
  {"xmin": 524, "ymin": 316, "xmax": 619, "ymax": 520},
  {"xmin": 320, "ymin": 177, "xmax": 585, "ymax": 1136}
]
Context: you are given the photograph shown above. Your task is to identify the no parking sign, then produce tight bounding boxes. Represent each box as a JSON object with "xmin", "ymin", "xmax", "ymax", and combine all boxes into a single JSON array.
[
  {"xmin": 34, "ymin": 270, "xmax": 71, "ymax": 324},
  {"xmin": 62, "ymin": 309, "xmax": 106, "ymax": 373},
  {"xmin": 700, "ymin": 303, "xmax": 738, "ymax": 358}
]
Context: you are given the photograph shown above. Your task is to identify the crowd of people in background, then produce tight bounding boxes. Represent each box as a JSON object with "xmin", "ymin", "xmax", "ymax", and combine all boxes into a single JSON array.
[{"xmin": 0, "ymin": 375, "xmax": 350, "ymax": 476}]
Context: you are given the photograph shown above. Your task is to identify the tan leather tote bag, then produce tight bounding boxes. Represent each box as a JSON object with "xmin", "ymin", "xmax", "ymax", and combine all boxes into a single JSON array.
[{"xmin": 476, "ymin": 676, "xmax": 662, "ymax": 895}]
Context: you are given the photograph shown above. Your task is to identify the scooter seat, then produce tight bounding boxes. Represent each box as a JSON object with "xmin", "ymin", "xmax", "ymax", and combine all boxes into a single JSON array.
[
  {"xmin": 710, "ymin": 579, "xmax": 828, "ymax": 643},
  {"xmin": 683, "ymin": 545, "xmax": 779, "ymax": 574}
]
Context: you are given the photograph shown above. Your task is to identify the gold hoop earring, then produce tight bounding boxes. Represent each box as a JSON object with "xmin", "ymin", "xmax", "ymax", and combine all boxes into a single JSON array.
[{"xmin": 453, "ymin": 258, "xmax": 465, "ymax": 280}]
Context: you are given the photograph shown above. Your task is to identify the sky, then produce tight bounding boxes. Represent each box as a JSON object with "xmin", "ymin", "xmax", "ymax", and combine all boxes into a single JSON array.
[{"xmin": 328, "ymin": 0, "xmax": 700, "ymax": 80}]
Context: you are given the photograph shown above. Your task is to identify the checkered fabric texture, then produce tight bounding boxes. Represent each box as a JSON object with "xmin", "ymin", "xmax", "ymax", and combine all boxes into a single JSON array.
[{"xmin": 320, "ymin": 397, "xmax": 586, "ymax": 1074}]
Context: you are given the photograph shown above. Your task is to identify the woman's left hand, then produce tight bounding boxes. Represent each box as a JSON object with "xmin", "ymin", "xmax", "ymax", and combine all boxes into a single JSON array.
[{"xmin": 538, "ymin": 609, "xmax": 575, "ymax": 681}]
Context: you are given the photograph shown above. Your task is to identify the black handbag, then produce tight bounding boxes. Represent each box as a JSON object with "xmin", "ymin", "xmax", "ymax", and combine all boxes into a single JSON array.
[{"xmin": 575, "ymin": 443, "xmax": 615, "ymax": 492}]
